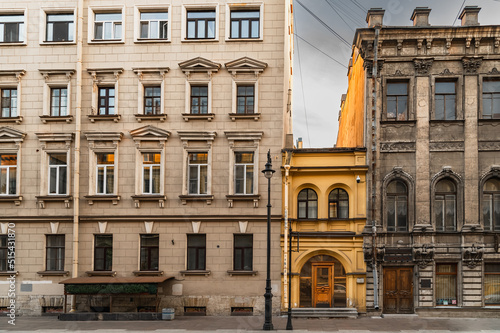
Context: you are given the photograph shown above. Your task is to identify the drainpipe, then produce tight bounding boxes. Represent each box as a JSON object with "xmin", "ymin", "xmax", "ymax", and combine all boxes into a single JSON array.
[
  {"xmin": 283, "ymin": 151, "xmax": 291, "ymax": 309},
  {"xmin": 371, "ymin": 26, "xmax": 380, "ymax": 311},
  {"xmin": 71, "ymin": 0, "xmax": 84, "ymax": 312}
]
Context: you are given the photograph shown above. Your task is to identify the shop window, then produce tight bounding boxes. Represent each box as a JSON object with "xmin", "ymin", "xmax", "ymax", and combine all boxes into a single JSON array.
[{"xmin": 435, "ymin": 263, "xmax": 457, "ymax": 306}]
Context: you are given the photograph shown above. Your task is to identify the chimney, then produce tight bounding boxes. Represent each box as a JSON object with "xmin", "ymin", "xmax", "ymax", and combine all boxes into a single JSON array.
[
  {"xmin": 459, "ymin": 6, "xmax": 481, "ymax": 26},
  {"xmin": 296, "ymin": 137, "xmax": 303, "ymax": 149},
  {"xmin": 366, "ymin": 8, "xmax": 385, "ymax": 28},
  {"xmin": 411, "ymin": 7, "xmax": 431, "ymax": 27}
]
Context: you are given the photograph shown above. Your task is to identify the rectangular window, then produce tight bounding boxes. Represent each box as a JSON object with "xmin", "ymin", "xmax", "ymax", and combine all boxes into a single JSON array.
[
  {"xmin": 186, "ymin": 11, "xmax": 215, "ymax": 39},
  {"xmin": 386, "ymin": 82, "xmax": 408, "ymax": 121},
  {"xmin": 142, "ymin": 153, "xmax": 160, "ymax": 194},
  {"xmin": 435, "ymin": 264, "xmax": 457, "ymax": 306},
  {"xmin": 434, "ymin": 195, "xmax": 456, "ymax": 232},
  {"xmin": 46, "ymin": 235, "xmax": 65, "ymax": 271},
  {"xmin": 94, "ymin": 13, "xmax": 122, "ymax": 40},
  {"xmin": 0, "ymin": 14, "xmax": 24, "ymax": 43},
  {"xmin": 98, "ymin": 87, "xmax": 115, "ymax": 115},
  {"xmin": 140, "ymin": 234, "xmax": 159, "ymax": 271},
  {"xmin": 94, "ymin": 235, "xmax": 112, "ymax": 271},
  {"xmin": 435, "ymin": 81, "xmax": 456, "ymax": 120},
  {"xmin": 144, "ymin": 86, "xmax": 161, "ymax": 115},
  {"xmin": 187, "ymin": 234, "xmax": 206, "ymax": 270},
  {"xmin": 234, "ymin": 152, "xmax": 254, "ymax": 195},
  {"xmin": 96, "ymin": 153, "xmax": 114, "ymax": 195},
  {"xmin": 0, "ymin": 154, "xmax": 16, "ymax": 195},
  {"xmin": 50, "ymin": 88, "xmax": 68, "ymax": 116},
  {"xmin": 190, "ymin": 86, "xmax": 208, "ymax": 114},
  {"xmin": 140, "ymin": 12, "xmax": 168, "ymax": 39},
  {"xmin": 46, "ymin": 13, "xmax": 74, "ymax": 42},
  {"xmin": 230, "ymin": 11, "xmax": 259, "ymax": 39},
  {"xmin": 188, "ymin": 152, "xmax": 208, "ymax": 195},
  {"xmin": 0, "ymin": 235, "xmax": 7, "ymax": 271},
  {"xmin": 234, "ymin": 234, "xmax": 253, "ymax": 271},
  {"xmin": 483, "ymin": 79, "xmax": 500, "ymax": 119},
  {"xmin": 1, "ymin": 88, "xmax": 17, "ymax": 118},
  {"xmin": 49, "ymin": 153, "xmax": 67, "ymax": 195},
  {"xmin": 236, "ymin": 86, "xmax": 254, "ymax": 114},
  {"xmin": 485, "ymin": 263, "xmax": 500, "ymax": 305}
]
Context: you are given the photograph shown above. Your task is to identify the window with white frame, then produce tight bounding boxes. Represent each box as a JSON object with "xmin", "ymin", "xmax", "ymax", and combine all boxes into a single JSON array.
[
  {"xmin": 0, "ymin": 154, "xmax": 17, "ymax": 195},
  {"xmin": 226, "ymin": 3, "xmax": 263, "ymax": 41},
  {"xmin": 140, "ymin": 12, "xmax": 168, "ymax": 39},
  {"xmin": 94, "ymin": 13, "xmax": 122, "ymax": 40},
  {"xmin": 96, "ymin": 153, "xmax": 115, "ymax": 195},
  {"xmin": 48, "ymin": 153, "xmax": 67, "ymax": 195},
  {"xmin": 0, "ymin": 13, "xmax": 24, "ymax": 43},
  {"xmin": 142, "ymin": 152, "xmax": 160, "ymax": 194},
  {"xmin": 234, "ymin": 152, "xmax": 254, "ymax": 195},
  {"xmin": 50, "ymin": 87, "xmax": 68, "ymax": 116},
  {"xmin": 1, "ymin": 88, "xmax": 17, "ymax": 118},
  {"xmin": 187, "ymin": 10, "xmax": 215, "ymax": 39},
  {"xmin": 46, "ymin": 13, "xmax": 74, "ymax": 42},
  {"xmin": 188, "ymin": 152, "xmax": 208, "ymax": 195}
]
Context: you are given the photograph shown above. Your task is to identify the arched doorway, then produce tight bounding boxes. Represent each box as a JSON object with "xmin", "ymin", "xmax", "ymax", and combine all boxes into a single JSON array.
[{"xmin": 299, "ymin": 255, "xmax": 347, "ymax": 308}]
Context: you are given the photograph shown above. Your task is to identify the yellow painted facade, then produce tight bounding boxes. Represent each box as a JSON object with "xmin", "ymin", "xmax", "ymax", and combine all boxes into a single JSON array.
[
  {"xmin": 281, "ymin": 148, "xmax": 367, "ymax": 312},
  {"xmin": 336, "ymin": 51, "xmax": 365, "ymax": 148}
]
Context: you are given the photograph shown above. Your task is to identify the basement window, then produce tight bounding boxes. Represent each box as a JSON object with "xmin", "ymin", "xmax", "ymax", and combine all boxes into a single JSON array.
[{"xmin": 184, "ymin": 306, "xmax": 206, "ymax": 316}]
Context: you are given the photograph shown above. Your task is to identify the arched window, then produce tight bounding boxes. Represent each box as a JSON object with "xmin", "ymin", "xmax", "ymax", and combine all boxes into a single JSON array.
[
  {"xmin": 329, "ymin": 188, "xmax": 348, "ymax": 219},
  {"xmin": 483, "ymin": 178, "xmax": 500, "ymax": 231},
  {"xmin": 298, "ymin": 189, "xmax": 317, "ymax": 219},
  {"xmin": 434, "ymin": 179, "xmax": 456, "ymax": 231},
  {"xmin": 386, "ymin": 180, "xmax": 407, "ymax": 232}
]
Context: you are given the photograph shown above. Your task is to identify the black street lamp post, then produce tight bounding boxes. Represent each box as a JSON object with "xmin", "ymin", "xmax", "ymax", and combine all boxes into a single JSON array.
[{"xmin": 262, "ymin": 149, "xmax": 275, "ymax": 331}]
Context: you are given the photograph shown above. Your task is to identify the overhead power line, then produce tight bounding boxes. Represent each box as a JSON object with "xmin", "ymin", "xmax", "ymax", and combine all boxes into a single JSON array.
[
  {"xmin": 294, "ymin": 34, "xmax": 348, "ymax": 69},
  {"xmin": 325, "ymin": 0, "xmax": 355, "ymax": 33},
  {"xmin": 452, "ymin": 0, "xmax": 466, "ymax": 26},
  {"xmin": 295, "ymin": 0, "xmax": 351, "ymax": 47},
  {"xmin": 349, "ymin": 0, "xmax": 368, "ymax": 13}
]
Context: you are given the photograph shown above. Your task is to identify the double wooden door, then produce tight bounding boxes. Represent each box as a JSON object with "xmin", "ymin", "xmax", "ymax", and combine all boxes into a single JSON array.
[{"xmin": 383, "ymin": 267, "xmax": 414, "ymax": 313}]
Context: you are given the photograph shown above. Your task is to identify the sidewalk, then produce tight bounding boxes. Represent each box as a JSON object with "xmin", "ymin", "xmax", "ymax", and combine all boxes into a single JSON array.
[{"xmin": 1, "ymin": 315, "xmax": 500, "ymax": 332}]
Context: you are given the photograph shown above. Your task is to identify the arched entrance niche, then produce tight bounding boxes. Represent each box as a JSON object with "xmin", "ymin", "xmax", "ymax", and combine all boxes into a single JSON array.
[{"xmin": 299, "ymin": 254, "xmax": 347, "ymax": 308}]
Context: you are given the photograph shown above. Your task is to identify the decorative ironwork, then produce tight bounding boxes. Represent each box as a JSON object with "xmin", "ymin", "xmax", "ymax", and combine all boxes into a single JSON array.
[{"xmin": 463, "ymin": 244, "xmax": 483, "ymax": 269}]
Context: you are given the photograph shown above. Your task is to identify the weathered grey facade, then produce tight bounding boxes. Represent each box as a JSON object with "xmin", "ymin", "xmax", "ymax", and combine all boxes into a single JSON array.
[
  {"xmin": 338, "ymin": 6, "xmax": 500, "ymax": 316},
  {"xmin": 0, "ymin": 0, "xmax": 293, "ymax": 316}
]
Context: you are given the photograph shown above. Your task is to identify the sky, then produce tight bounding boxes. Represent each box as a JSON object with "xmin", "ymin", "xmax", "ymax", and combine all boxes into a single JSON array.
[{"xmin": 292, "ymin": 0, "xmax": 500, "ymax": 148}]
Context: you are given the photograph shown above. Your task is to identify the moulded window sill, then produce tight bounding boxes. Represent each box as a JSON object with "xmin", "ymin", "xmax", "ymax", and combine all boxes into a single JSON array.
[
  {"xmin": 41, "ymin": 41, "xmax": 76, "ymax": 45},
  {"xmin": 37, "ymin": 270, "xmax": 69, "ymax": 277},
  {"xmin": 0, "ymin": 116, "xmax": 22, "ymax": 124},
  {"xmin": 133, "ymin": 270, "xmax": 164, "ymax": 276},
  {"xmin": 181, "ymin": 113, "xmax": 215, "ymax": 122},
  {"xmin": 134, "ymin": 113, "xmax": 167, "ymax": 123},
  {"xmin": 0, "ymin": 271, "xmax": 19, "ymax": 276},
  {"xmin": 89, "ymin": 39, "xmax": 124, "ymax": 44},
  {"xmin": 227, "ymin": 270, "xmax": 258, "ymax": 276},
  {"xmin": 380, "ymin": 120, "xmax": 416, "ymax": 125},
  {"xmin": 135, "ymin": 39, "xmax": 171, "ymax": 43},
  {"xmin": 0, "ymin": 42, "xmax": 26, "ymax": 46},
  {"xmin": 86, "ymin": 271, "xmax": 117, "ymax": 277},
  {"xmin": 181, "ymin": 38, "xmax": 219, "ymax": 43},
  {"xmin": 225, "ymin": 37, "xmax": 263, "ymax": 42},
  {"xmin": 36, "ymin": 195, "xmax": 72, "ymax": 209},
  {"xmin": 180, "ymin": 270, "xmax": 210, "ymax": 276},
  {"xmin": 0, "ymin": 195, "xmax": 22, "ymax": 206},
  {"xmin": 226, "ymin": 194, "xmax": 260, "ymax": 208},
  {"xmin": 84, "ymin": 195, "xmax": 120, "ymax": 205},
  {"xmin": 228, "ymin": 113, "xmax": 261, "ymax": 121},
  {"xmin": 131, "ymin": 195, "xmax": 167, "ymax": 208},
  {"xmin": 40, "ymin": 115, "xmax": 73, "ymax": 123},
  {"xmin": 88, "ymin": 114, "xmax": 121, "ymax": 123},
  {"xmin": 179, "ymin": 195, "xmax": 214, "ymax": 205}
]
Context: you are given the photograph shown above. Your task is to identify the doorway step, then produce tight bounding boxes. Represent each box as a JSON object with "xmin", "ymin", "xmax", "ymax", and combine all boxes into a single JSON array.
[{"xmin": 291, "ymin": 308, "xmax": 358, "ymax": 318}]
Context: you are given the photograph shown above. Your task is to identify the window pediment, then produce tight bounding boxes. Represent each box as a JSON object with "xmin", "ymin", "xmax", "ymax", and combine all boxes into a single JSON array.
[
  {"xmin": 224, "ymin": 131, "xmax": 263, "ymax": 148},
  {"xmin": 35, "ymin": 133, "xmax": 74, "ymax": 150},
  {"xmin": 0, "ymin": 126, "xmax": 26, "ymax": 144},
  {"xmin": 178, "ymin": 131, "xmax": 217, "ymax": 147},
  {"xmin": 179, "ymin": 57, "xmax": 221, "ymax": 76},
  {"xmin": 130, "ymin": 126, "xmax": 170, "ymax": 148},
  {"xmin": 225, "ymin": 57, "xmax": 267, "ymax": 76}
]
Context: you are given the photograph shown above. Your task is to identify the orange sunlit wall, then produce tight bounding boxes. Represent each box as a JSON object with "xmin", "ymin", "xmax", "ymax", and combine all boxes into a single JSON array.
[{"xmin": 336, "ymin": 51, "xmax": 365, "ymax": 148}]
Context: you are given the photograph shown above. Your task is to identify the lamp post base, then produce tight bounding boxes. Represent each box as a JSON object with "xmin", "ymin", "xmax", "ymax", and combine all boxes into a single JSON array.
[
  {"xmin": 286, "ymin": 308, "xmax": 293, "ymax": 330},
  {"xmin": 263, "ymin": 284, "xmax": 273, "ymax": 331}
]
